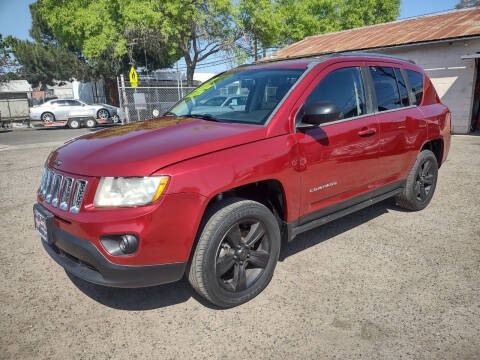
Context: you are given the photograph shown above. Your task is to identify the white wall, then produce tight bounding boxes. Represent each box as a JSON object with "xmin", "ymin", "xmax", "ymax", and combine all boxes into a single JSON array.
[{"xmin": 378, "ymin": 39, "xmax": 479, "ymax": 134}]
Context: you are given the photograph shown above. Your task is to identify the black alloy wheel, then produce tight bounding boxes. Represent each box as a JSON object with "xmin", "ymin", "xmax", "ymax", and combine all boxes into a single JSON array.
[
  {"xmin": 395, "ymin": 149, "xmax": 438, "ymax": 211},
  {"xmin": 215, "ymin": 220, "xmax": 271, "ymax": 293},
  {"xmin": 188, "ymin": 198, "xmax": 281, "ymax": 308},
  {"xmin": 414, "ymin": 158, "xmax": 435, "ymax": 202}
]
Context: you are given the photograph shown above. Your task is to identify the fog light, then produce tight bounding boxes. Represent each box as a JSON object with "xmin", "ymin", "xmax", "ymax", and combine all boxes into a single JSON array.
[
  {"xmin": 119, "ymin": 234, "xmax": 138, "ymax": 254},
  {"xmin": 100, "ymin": 234, "xmax": 139, "ymax": 256}
]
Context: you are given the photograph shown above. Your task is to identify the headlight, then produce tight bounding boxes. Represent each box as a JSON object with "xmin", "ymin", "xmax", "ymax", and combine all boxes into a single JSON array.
[{"xmin": 94, "ymin": 176, "xmax": 169, "ymax": 207}]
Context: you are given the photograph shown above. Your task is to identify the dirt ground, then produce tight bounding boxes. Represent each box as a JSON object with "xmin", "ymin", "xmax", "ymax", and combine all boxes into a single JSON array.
[{"xmin": 0, "ymin": 134, "xmax": 479, "ymax": 359}]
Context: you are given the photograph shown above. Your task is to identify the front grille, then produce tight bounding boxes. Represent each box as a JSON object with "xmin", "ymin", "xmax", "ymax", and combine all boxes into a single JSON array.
[{"xmin": 39, "ymin": 167, "xmax": 88, "ymax": 214}]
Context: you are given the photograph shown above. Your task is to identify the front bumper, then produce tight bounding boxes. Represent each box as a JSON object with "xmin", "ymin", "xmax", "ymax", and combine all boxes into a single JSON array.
[{"xmin": 35, "ymin": 203, "xmax": 187, "ymax": 288}]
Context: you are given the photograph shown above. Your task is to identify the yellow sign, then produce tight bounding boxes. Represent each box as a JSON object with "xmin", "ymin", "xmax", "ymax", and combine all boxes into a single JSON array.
[{"xmin": 129, "ymin": 66, "xmax": 138, "ymax": 88}]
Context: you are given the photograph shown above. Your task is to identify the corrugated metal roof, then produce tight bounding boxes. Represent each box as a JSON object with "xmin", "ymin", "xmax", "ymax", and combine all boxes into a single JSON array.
[
  {"xmin": 267, "ymin": 8, "xmax": 480, "ymax": 60},
  {"xmin": 0, "ymin": 80, "xmax": 32, "ymax": 93}
]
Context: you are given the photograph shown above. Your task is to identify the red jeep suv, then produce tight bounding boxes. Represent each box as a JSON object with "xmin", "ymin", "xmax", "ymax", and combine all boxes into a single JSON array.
[{"xmin": 34, "ymin": 53, "xmax": 451, "ymax": 308}]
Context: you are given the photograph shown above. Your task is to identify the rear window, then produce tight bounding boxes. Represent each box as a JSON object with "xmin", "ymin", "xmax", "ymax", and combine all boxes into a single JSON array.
[
  {"xmin": 405, "ymin": 70, "xmax": 424, "ymax": 106},
  {"xmin": 370, "ymin": 66, "xmax": 402, "ymax": 111}
]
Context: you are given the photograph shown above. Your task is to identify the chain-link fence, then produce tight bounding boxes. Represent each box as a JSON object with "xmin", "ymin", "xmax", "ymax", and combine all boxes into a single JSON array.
[{"xmin": 118, "ymin": 81, "xmax": 195, "ymax": 123}]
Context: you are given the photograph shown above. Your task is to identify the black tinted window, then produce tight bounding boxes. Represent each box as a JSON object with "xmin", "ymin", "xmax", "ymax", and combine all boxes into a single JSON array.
[
  {"xmin": 405, "ymin": 70, "xmax": 424, "ymax": 106},
  {"xmin": 370, "ymin": 66, "xmax": 402, "ymax": 111},
  {"xmin": 305, "ymin": 67, "xmax": 366, "ymax": 120},
  {"xmin": 394, "ymin": 69, "xmax": 410, "ymax": 107}
]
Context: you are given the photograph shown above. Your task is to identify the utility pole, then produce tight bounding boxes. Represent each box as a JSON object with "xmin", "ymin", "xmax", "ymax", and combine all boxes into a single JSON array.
[
  {"xmin": 176, "ymin": 61, "xmax": 181, "ymax": 99},
  {"xmin": 120, "ymin": 74, "xmax": 130, "ymax": 124}
]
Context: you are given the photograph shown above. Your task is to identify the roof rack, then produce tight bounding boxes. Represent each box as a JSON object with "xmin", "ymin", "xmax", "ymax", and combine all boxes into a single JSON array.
[{"xmin": 335, "ymin": 52, "xmax": 416, "ymax": 64}]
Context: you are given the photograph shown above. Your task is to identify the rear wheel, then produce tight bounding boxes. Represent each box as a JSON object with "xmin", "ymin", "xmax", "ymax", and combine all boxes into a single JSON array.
[
  {"xmin": 188, "ymin": 198, "xmax": 280, "ymax": 308},
  {"xmin": 41, "ymin": 112, "xmax": 55, "ymax": 124},
  {"xmin": 68, "ymin": 119, "xmax": 80, "ymax": 129},
  {"xmin": 395, "ymin": 149, "xmax": 438, "ymax": 211}
]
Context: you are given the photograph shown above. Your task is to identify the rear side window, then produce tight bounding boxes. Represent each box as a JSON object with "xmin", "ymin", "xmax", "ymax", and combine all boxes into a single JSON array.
[
  {"xmin": 370, "ymin": 66, "xmax": 402, "ymax": 111},
  {"xmin": 305, "ymin": 67, "xmax": 367, "ymax": 120},
  {"xmin": 394, "ymin": 69, "xmax": 410, "ymax": 107},
  {"xmin": 405, "ymin": 70, "xmax": 424, "ymax": 106}
]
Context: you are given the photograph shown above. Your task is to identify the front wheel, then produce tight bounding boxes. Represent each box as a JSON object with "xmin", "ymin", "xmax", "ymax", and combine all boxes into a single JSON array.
[
  {"xmin": 97, "ymin": 108, "xmax": 110, "ymax": 119},
  {"xmin": 188, "ymin": 198, "xmax": 280, "ymax": 308},
  {"xmin": 395, "ymin": 149, "xmax": 438, "ymax": 211}
]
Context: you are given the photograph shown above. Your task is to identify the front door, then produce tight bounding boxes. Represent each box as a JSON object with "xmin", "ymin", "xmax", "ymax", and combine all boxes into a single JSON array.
[{"xmin": 295, "ymin": 63, "xmax": 382, "ymax": 223}]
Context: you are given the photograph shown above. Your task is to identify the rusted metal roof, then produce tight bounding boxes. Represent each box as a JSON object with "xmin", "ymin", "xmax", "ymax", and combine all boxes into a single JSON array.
[{"xmin": 267, "ymin": 8, "xmax": 480, "ymax": 60}]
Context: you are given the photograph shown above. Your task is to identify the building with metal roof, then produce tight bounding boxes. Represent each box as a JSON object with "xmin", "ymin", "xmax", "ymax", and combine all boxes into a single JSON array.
[{"xmin": 265, "ymin": 8, "xmax": 480, "ymax": 134}]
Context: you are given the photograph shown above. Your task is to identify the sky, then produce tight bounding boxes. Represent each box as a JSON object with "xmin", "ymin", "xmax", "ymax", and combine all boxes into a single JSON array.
[{"xmin": 0, "ymin": 0, "xmax": 460, "ymax": 75}]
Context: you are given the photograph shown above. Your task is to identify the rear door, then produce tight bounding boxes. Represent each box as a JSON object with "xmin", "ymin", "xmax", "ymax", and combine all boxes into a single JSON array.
[
  {"xmin": 367, "ymin": 64, "xmax": 426, "ymax": 181},
  {"xmin": 294, "ymin": 62, "xmax": 382, "ymax": 223}
]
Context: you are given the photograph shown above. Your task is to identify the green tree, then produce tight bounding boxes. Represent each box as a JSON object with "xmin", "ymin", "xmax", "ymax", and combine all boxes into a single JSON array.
[
  {"xmin": 38, "ymin": 0, "xmax": 242, "ymax": 85},
  {"xmin": 0, "ymin": 35, "xmax": 18, "ymax": 85},
  {"xmin": 35, "ymin": 0, "xmax": 181, "ymax": 77},
  {"xmin": 277, "ymin": 0, "xmax": 400, "ymax": 44},
  {"xmin": 455, "ymin": 0, "xmax": 480, "ymax": 8},
  {"xmin": 239, "ymin": 0, "xmax": 281, "ymax": 60},
  {"xmin": 7, "ymin": 37, "xmax": 91, "ymax": 87}
]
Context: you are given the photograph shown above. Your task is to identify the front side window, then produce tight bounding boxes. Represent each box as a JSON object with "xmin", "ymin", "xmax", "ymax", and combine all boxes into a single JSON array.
[
  {"xmin": 370, "ymin": 66, "xmax": 402, "ymax": 111},
  {"xmin": 66, "ymin": 100, "xmax": 82, "ymax": 106},
  {"xmin": 303, "ymin": 67, "xmax": 367, "ymax": 120},
  {"xmin": 405, "ymin": 70, "xmax": 424, "ymax": 106},
  {"xmin": 168, "ymin": 68, "xmax": 305, "ymax": 125}
]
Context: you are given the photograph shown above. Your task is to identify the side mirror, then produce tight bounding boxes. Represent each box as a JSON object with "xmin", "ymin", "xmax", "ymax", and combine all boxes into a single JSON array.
[{"xmin": 298, "ymin": 101, "xmax": 341, "ymax": 129}]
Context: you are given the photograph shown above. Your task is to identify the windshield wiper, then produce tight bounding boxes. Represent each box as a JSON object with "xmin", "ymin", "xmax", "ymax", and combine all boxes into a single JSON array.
[
  {"xmin": 164, "ymin": 111, "xmax": 177, "ymax": 116},
  {"xmin": 187, "ymin": 113, "xmax": 220, "ymax": 122}
]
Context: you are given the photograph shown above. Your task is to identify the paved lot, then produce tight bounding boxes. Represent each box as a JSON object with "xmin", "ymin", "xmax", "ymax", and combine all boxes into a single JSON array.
[
  {"xmin": 0, "ymin": 133, "xmax": 479, "ymax": 359},
  {"xmin": 0, "ymin": 127, "xmax": 105, "ymax": 150}
]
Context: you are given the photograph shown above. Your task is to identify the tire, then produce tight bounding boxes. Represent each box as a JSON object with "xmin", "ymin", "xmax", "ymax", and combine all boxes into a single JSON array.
[
  {"xmin": 41, "ymin": 112, "xmax": 55, "ymax": 123},
  {"xmin": 85, "ymin": 118, "xmax": 96, "ymax": 128},
  {"xmin": 188, "ymin": 198, "xmax": 281, "ymax": 308},
  {"xmin": 395, "ymin": 149, "xmax": 438, "ymax": 211},
  {"xmin": 68, "ymin": 119, "xmax": 81, "ymax": 129},
  {"xmin": 97, "ymin": 108, "xmax": 110, "ymax": 119},
  {"xmin": 112, "ymin": 114, "xmax": 120, "ymax": 124}
]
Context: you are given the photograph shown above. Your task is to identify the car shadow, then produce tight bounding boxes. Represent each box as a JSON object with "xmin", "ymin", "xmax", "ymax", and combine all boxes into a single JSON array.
[
  {"xmin": 278, "ymin": 198, "xmax": 401, "ymax": 261},
  {"xmin": 67, "ymin": 272, "xmax": 222, "ymax": 311},
  {"xmin": 67, "ymin": 198, "xmax": 405, "ymax": 311}
]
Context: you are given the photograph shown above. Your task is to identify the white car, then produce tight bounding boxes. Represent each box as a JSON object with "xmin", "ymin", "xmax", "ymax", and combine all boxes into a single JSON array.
[
  {"xmin": 29, "ymin": 99, "xmax": 122, "ymax": 128},
  {"xmin": 193, "ymin": 95, "xmax": 248, "ymax": 115}
]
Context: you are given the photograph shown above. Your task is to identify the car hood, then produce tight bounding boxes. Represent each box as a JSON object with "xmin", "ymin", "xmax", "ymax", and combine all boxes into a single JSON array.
[{"xmin": 47, "ymin": 117, "xmax": 266, "ymax": 177}]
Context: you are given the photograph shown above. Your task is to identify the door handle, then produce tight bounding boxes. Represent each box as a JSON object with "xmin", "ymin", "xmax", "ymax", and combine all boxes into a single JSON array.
[{"xmin": 358, "ymin": 128, "xmax": 376, "ymax": 136}]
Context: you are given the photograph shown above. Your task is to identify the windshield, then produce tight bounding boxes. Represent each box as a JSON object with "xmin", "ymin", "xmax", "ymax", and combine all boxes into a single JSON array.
[{"xmin": 167, "ymin": 68, "xmax": 305, "ymax": 125}]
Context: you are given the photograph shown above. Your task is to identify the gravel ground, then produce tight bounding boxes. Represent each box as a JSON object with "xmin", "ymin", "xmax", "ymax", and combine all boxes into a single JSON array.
[{"xmin": 0, "ymin": 134, "xmax": 479, "ymax": 359}]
